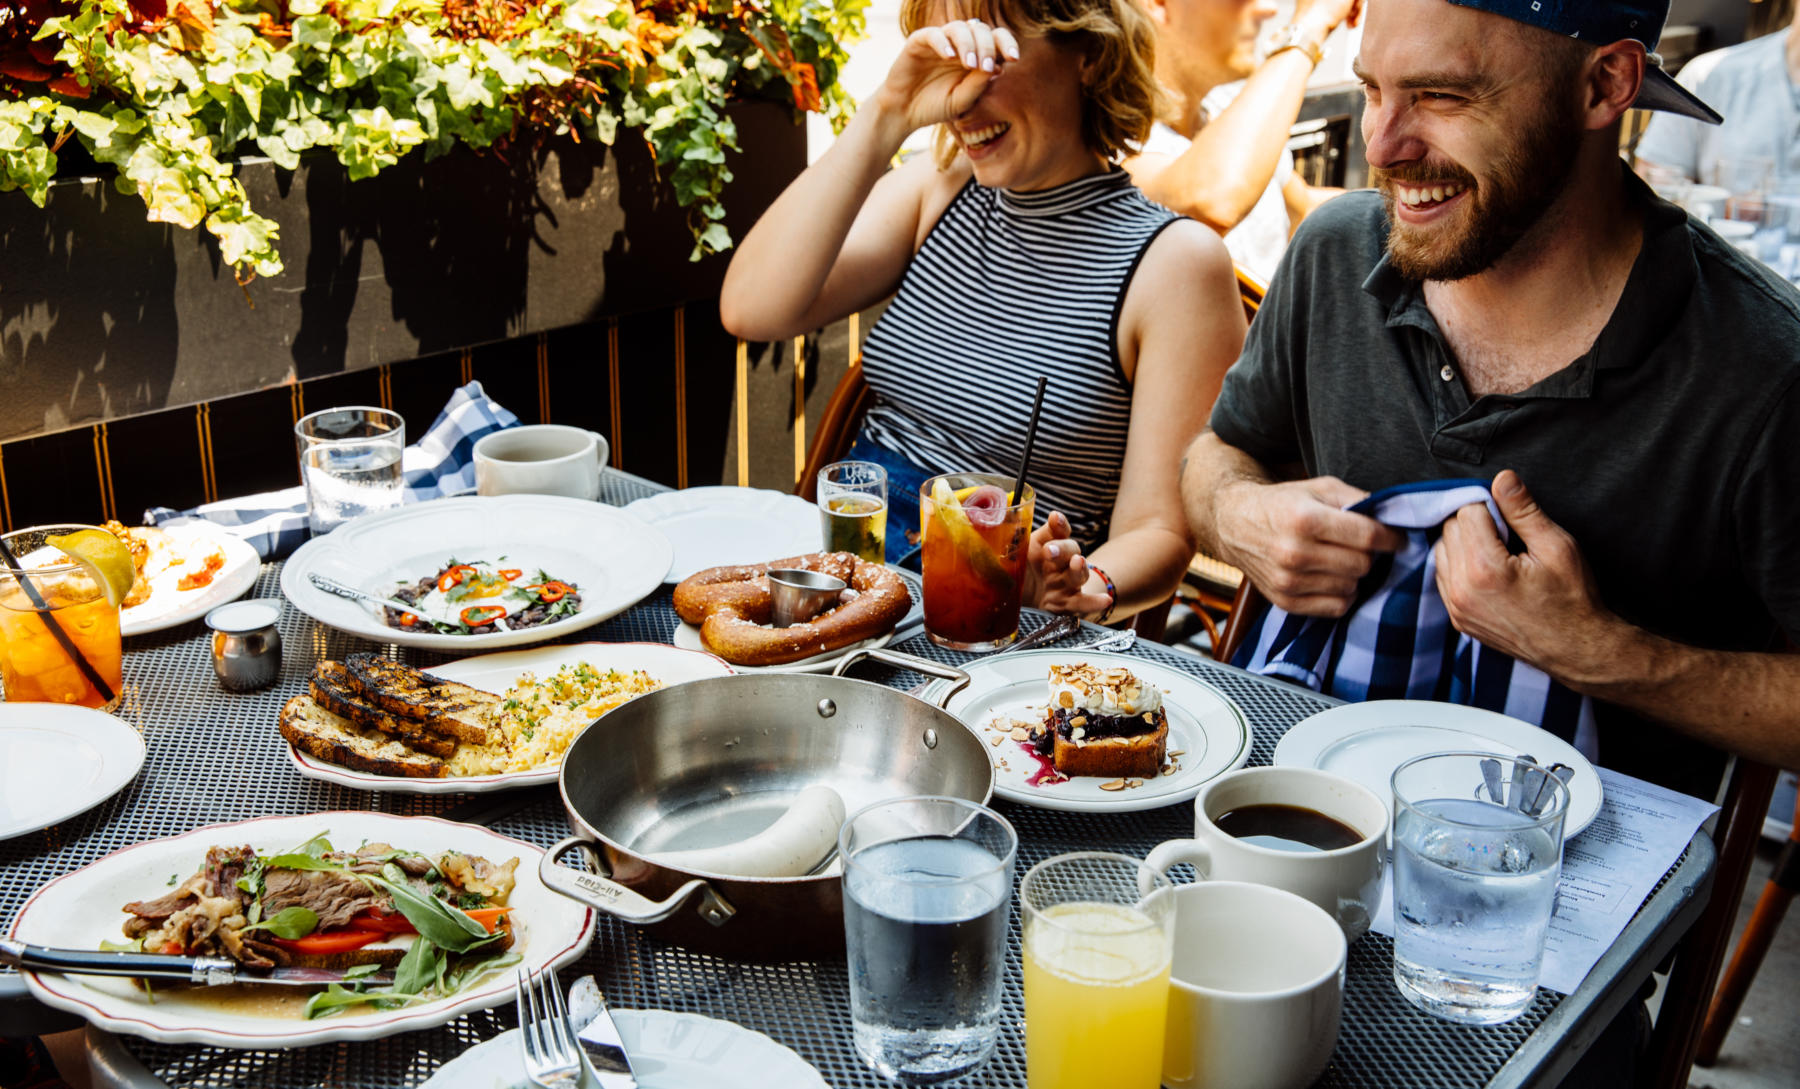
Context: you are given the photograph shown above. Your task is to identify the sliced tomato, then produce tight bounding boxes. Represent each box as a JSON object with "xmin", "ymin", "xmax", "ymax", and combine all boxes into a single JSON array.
[
  {"xmin": 461, "ymin": 605, "xmax": 506, "ymax": 627},
  {"xmin": 270, "ymin": 929, "xmax": 383, "ymax": 955},
  {"xmin": 352, "ymin": 909, "xmax": 417, "ymax": 935},
  {"xmin": 161, "ymin": 940, "xmax": 183, "ymax": 955},
  {"xmin": 498, "ymin": 568, "xmax": 522, "ymax": 581},
  {"xmin": 437, "ymin": 564, "xmax": 478, "ymax": 592}
]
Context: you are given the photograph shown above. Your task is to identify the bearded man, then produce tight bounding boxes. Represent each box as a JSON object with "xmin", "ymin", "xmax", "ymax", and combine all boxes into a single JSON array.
[{"xmin": 1179, "ymin": 0, "xmax": 1800, "ymax": 800}]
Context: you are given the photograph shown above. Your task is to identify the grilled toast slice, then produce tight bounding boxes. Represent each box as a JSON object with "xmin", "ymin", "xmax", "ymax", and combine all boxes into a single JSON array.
[
  {"xmin": 278, "ymin": 695, "xmax": 447, "ymax": 778},
  {"xmin": 343, "ymin": 653, "xmax": 497, "ymax": 746},
  {"xmin": 1051, "ymin": 719, "xmax": 1167, "ymax": 779},
  {"xmin": 307, "ymin": 663, "xmax": 459, "ymax": 759}
]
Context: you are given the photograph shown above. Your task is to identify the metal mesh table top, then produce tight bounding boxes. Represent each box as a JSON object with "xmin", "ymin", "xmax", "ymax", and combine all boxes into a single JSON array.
[{"xmin": 0, "ymin": 474, "xmax": 1703, "ymax": 1089}]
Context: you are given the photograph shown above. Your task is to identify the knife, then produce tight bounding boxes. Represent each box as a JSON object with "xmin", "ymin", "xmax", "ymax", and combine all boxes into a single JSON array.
[
  {"xmin": 572, "ymin": 978, "xmax": 639, "ymax": 1089},
  {"xmin": 0, "ymin": 939, "xmax": 395, "ymax": 988}
]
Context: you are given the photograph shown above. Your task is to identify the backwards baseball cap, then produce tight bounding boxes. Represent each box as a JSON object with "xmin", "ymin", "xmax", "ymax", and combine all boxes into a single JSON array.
[{"xmin": 1446, "ymin": 0, "xmax": 1722, "ymax": 124}]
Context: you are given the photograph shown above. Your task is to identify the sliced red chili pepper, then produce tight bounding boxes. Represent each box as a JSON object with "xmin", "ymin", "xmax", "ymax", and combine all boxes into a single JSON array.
[
  {"xmin": 499, "ymin": 568, "xmax": 522, "ymax": 581},
  {"xmin": 437, "ymin": 564, "xmax": 478, "ymax": 593},
  {"xmin": 398, "ymin": 613, "xmax": 419, "ymax": 627},
  {"xmin": 534, "ymin": 581, "xmax": 573, "ymax": 603},
  {"xmin": 161, "ymin": 940, "xmax": 183, "ymax": 955},
  {"xmin": 461, "ymin": 605, "xmax": 506, "ymax": 626}
]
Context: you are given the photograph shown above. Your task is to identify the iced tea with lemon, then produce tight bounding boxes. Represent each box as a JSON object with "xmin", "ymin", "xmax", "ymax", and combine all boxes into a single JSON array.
[
  {"xmin": 0, "ymin": 526, "xmax": 127, "ymax": 710},
  {"xmin": 920, "ymin": 473, "xmax": 1034, "ymax": 650}
]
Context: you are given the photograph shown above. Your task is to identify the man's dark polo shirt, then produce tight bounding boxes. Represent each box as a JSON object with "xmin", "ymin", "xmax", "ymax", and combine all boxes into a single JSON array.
[{"xmin": 1211, "ymin": 178, "xmax": 1800, "ymax": 799}]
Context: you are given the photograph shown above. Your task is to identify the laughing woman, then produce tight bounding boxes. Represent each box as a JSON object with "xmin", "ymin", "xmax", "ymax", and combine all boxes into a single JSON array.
[{"xmin": 720, "ymin": 0, "xmax": 1246, "ymax": 623}]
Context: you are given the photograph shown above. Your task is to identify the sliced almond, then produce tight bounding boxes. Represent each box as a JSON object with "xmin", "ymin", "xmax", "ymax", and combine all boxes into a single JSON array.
[
  {"xmin": 1142, "ymin": 712, "xmax": 1155, "ymax": 723},
  {"xmin": 1125, "ymin": 778, "xmax": 1142, "ymax": 788},
  {"xmin": 1058, "ymin": 691, "xmax": 1075, "ymax": 709},
  {"xmin": 1099, "ymin": 779, "xmax": 1127, "ymax": 791},
  {"xmin": 1071, "ymin": 727, "xmax": 1086, "ymax": 740},
  {"xmin": 1009, "ymin": 727, "xmax": 1029, "ymax": 742},
  {"xmin": 1169, "ymin": 749, "xmax": 1187, "ymax": 758},
  {"xmin": 990, "ymin": 735, "xmax": 1005, "ymax": 747},
  {"xmin": 1069, "ymin": 715, "xmax": 1087, "ymax": 728}
]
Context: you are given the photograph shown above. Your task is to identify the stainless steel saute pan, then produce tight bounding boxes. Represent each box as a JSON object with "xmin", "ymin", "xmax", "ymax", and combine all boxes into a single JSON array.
[{"xmin": 539, "ymin": 649, "xmax": 991, "ymax": 960}]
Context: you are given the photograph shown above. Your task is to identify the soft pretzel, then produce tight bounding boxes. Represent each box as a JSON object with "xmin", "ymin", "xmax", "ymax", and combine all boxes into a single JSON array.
[{"xmin": 673, "ymin": 552, "xmax": 910, "ymax": 666}]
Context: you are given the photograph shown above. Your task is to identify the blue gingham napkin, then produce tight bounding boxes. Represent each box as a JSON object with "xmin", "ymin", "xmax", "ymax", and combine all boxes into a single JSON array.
[{"xmin": 146, "ymin": 381, "xmax": 520, "ymax": 559}]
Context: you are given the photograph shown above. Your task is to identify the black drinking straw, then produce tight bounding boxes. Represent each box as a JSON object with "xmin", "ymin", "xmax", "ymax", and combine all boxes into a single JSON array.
[
  {"xmin": 1011, "ymin": 376, "xmax": 1049, "ymax": 503},
  {"xmin": 0, "ymin": 535, "xmax": 117, "ymax": 705}
]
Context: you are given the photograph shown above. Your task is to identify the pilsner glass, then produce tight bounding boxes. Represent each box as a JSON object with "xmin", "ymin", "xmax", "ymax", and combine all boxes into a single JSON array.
[
  {"xmin": 0, "ymin": 525, "xmax": 124, "ymax": 710},
  {"xmin": 1020, "ymin": 852, "xmax": 1176, "ymax": 1089},
  {"xmin": 918, "ymin": 472, "xmax": 1033, "ymax": 650},
  {"xmin": 818, "ymin": 460, "xmax": 887, "ymax": 563}
]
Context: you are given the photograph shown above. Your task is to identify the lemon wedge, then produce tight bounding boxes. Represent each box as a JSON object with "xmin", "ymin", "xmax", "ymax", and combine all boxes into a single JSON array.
[
  {"xmin": 45, "ymin": 529, "xmax": 139, "ymax": 607},
  {"xmin": 929, "ymin": 479, "xmax": 1015, "ymax": 587}
]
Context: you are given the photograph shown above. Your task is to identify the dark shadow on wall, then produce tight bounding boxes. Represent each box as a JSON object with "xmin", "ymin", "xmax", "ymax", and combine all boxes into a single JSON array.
[
  {"xmin": 288, "ymin": 144, "xmax": 540, "ymax": 380},
  {"xmin": 0, "ymin": 182, "xmax": 179, "ymax": 443}
]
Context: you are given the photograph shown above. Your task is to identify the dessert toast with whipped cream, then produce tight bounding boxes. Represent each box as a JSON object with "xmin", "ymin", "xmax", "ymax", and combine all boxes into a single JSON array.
[{"xmin": 1032, "ymin": 663, "xmax": 1168, "ymax": 778}]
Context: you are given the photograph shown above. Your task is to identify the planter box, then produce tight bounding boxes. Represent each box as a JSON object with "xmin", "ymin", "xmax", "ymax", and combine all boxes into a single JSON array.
[{"xmin": 0, "ymin": 100, "xmax": 805, "ymax": 445}]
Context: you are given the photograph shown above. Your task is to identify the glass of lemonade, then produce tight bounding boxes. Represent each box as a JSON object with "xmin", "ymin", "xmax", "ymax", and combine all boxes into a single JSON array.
[
  {"xmin": 0, "ymin": 525, "xmax": 125, "ymax": 710},
  {"xmin": 1390, "ymin": 751, "xmax": 1571, "ymax": 1025},
  {"xmin": 841, "ymin": 796, "xmax": 1017, "ymax": 1084},
  {"xmin": 295, "ymin": 406, "xmax": 406, "ymax": 534},
  {"xmin": 818, "ymin": 460, "xmax": 887, "ymax": 563},
  {"xmin": 919, "ymin": 472, "xmax": 1034, "ymax": 650},
  {"xmin": 1021, "ymin": 852, "xmax": 1176, "ymax": 1089}
]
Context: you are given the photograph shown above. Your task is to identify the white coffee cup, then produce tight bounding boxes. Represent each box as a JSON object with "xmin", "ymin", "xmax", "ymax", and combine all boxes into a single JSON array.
[
  {"xmin": 1161, "ymin": 881, "xmax": 1346, "ymax": 1089},
  {"xmin": 1145, "ymin": 766, "xmax": 1386, "ymax": 941},
  {"xmin": 473, "ymin": 425, "xmax": 608, "ymax": 501}
]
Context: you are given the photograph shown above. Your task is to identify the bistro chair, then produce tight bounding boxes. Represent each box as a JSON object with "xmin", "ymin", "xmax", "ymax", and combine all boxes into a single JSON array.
[
  {"xmin": 793, "ymin": 268, "xmax": 1267, "ymax": 642},
  {"xmin": 1695, "ymin": 778, "xmax": 1800, "ymax": 1066}
]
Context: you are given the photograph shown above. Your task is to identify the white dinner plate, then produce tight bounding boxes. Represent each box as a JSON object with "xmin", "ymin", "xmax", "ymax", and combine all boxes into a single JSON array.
[
  {"xmin": 0, "ymin": 705, "xmax": 145, "ymax": 839},
  {"xmin": 420, "ymin": 1008, "xmax": 829, "ymax": 1089},
  {"xmin": 1272, "ymin": 700, "xmax": 1603, "ymax": 837},
  {"xmin": 920, "ymin": 650, "xmax": 1253, "ymax": 813},
  {"xmin": 10, "ymin": 812, "xmax": 593, "ymax": 1048},
  {"xmin": 280, "ymin": 496, "xmax": 672, "ymax": 651},
  {"xmin": 670, "ymin": 621, "xmax": 893, "ymax": 674},
  {"xmin": 284, "ymin": 643, "xmax": 736, "ymax": 793},
  {"xmin": 119, "ymin": 522, "xmax": 262, "ymax": 636},
  {"xmin": 624, "ymin": 487, "xmax": 821, "ymax": 583}
]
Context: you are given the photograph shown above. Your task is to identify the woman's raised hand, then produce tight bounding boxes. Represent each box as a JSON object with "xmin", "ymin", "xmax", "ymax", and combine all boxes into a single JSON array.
[
  {"xmin": 1025, "ymin": 512, "xmax": 1116, "ymax": 618},
  {"xmin": 873, "ymin": 18, "xmax": 1022, "ymax": 137}
]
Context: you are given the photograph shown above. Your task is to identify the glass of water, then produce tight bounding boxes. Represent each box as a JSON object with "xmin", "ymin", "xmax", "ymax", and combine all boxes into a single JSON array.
[
  {"xmin": 818, "ymin": 460, "xmax": 888, "ymax": 564},
  {"xmin": 840, "ymin": 795, "xmax": 1016, "ymax": 1083},
  {"xmin": 1390, "ymin": 751, "xmax": 1571, "ymax": 1025},
  {"xmin": 294, "ymin": 406, "xmax": 406, "ymax": 534}
]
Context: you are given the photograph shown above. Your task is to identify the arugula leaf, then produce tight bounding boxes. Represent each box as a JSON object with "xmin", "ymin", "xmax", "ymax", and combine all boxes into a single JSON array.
[
  {"xmin": 391, "ymin": 935, "xmax": 441, "ymax": 996},
  {"xmin": 241, "ymin": 906, "xmax": 319, "ymax": 940},
  {"xmin": 371, "ymin": 864, "xmax": 493, "ymax": 953},
  {"xmin": 341, "ymin": 963, "xmax": 385, "ymax": 981}
]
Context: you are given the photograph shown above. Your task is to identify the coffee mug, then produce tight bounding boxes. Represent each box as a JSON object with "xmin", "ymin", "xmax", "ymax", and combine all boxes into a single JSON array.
[
  {"xmin": 1161, "ymin": 881, "xmax": 1345, "ymax": 1089},
  {"xmin": 473, "ymin": 425, "xmax": 608, "ymax": 501},
  {"xmin": 1144, "ymin": 766, "xmax": 1386, "ymax": 940}
]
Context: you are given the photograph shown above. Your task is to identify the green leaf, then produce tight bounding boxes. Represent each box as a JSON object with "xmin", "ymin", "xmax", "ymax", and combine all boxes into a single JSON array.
[
  {"xmin": 391, "ymin": 935, "xmax": 441, "ymax": 996},
  {"xmin": 370, "ymin": 866, "xmax": 494, "ymax": 953},
  {"xmin": 241, "ymin": 906, "xmax": 319, "ymax": 940}
]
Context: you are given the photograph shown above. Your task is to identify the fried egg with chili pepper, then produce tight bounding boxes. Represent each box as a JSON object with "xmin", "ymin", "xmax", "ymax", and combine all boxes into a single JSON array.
[{"xmin": 383, "ymin": 562, "xmax": 579, "ymax": 634}]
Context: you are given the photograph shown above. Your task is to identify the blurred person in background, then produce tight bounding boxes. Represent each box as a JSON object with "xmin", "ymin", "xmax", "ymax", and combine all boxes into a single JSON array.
[
  {"xmin": 1635, "ymin": 1, "xmax": 1797, "ymax": 187},
  {"xmin": 721, "ymin": 0, "xmax": 1247, "ymax": 623},
  {"xmin": 1126, "ymin": 0, "xmax": 1360, "ymax": 283}
]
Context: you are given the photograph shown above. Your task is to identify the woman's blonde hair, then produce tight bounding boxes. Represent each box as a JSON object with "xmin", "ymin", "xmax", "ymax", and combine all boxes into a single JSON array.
[{"xmin": 899, "ymin": 0, "xmax": 1163, "ymax": 170}]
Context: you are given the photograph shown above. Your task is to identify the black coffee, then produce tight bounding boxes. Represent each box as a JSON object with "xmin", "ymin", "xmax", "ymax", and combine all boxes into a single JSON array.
[{"xmin": 1214, "ymin": 804, "xmax": 1364, "ymax": 853}]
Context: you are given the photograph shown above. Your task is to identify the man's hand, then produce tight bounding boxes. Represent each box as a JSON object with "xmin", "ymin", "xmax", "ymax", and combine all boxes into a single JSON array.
[
  {"xmin": 1434, "ymin": 470, "xmax": 1626, "ymax": 681},
  {"xmin": 1293, "ymin": 0, "xmax": 1362, "ymax": 40},
  {"xmin": 1213, "ymin": 476, "xmax": 1403, "ymax": 617},
  {"xmin": 1024, "ymin": 512, "xmax": 1114, "ymax": 617}
]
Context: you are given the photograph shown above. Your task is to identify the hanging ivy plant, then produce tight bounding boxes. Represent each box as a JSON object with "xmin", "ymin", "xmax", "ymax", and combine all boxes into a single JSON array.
[{"xmin": 0, "ymin": 0, "xmax": 865, "ymax": 280}]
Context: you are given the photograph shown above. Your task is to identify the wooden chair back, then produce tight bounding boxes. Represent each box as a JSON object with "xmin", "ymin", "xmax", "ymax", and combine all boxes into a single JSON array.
[{"xmin": 796, "ymin": 355, "xmax": 876, "ymax": 503}]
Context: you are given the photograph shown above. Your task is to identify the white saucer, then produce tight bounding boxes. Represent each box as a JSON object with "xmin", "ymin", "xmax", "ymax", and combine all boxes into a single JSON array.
[
  {"xmin": 671, "ymin": 621, "xmax": 893, "ymax": 674},
  {"xmin": 1273, "ymin": 700, "xmax": 1603, "ymax": 837},
  {"xmin": 624, "ymin": 487, "xmax": 822, "ymax": 583},
  {"xmin": 0, "ymin": 704, "xmax": 144, "ymax": 839}
]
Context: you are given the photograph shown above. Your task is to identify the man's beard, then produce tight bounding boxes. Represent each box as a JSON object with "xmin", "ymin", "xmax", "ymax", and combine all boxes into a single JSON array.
[{"xmin": 1372, "ymin": 99, "xmax": 1584, "ymax": 282}]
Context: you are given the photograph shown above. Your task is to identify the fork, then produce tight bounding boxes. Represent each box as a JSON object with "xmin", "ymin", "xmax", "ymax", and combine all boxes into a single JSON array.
[{"xmin": 517, "ymin": 967, "xmax": 584, "ymax": 1089}]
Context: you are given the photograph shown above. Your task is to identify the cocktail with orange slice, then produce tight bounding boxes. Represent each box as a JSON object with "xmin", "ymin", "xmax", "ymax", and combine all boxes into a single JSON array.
[
  {"xmin": 919, "ymin": 473, "xmax": 1035, "ymax": 650},
  {"xmin": 0, "ymin": 525, "xmax": 134, "ymax": 710}
]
